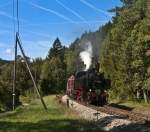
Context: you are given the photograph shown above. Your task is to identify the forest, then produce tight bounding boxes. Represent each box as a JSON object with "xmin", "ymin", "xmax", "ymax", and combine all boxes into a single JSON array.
[{"xmin": 0, "ymin": 0, "xmax": 150, "ymax": 111}]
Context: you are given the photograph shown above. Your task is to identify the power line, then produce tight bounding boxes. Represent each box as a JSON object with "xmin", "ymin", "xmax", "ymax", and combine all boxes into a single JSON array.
[
  {"xmin": 13, "ymin": 0, "xmax": 16, "ymax": 39},
  {"xmin": 16, "ymin": 0, "xmax": 19, "ymax": 33}
]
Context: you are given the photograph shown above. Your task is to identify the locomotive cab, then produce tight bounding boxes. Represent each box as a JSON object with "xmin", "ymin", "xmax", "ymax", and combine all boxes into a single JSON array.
[{"xmin": 66, "ymin": 75, "xmax": 75, "ymax": 97}]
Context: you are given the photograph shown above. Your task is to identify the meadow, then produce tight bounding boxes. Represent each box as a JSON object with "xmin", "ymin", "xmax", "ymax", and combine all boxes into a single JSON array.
[{"xmin": 0, "ymin": 95, "xmax": 102, "ymax": 132}]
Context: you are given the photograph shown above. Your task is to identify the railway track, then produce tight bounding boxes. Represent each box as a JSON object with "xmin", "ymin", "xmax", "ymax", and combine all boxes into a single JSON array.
[
  {"xmin": 88, "ymin": 104, "xmax": 150, "ymax": 123},
  {"xmin": 58, "ymin": 95, "xmax": 150, "ymax": 123},
  {"xmin": 61, "ymin": 95, "xmax": 150, "ymax": 131}
]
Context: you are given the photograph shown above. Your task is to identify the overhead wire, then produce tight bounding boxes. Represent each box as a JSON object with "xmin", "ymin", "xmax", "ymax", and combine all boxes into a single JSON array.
[
  {"xmin": 16, "ymin": 0, "xmax": 19, "ymax": 33},
  {"xmin": 12, "ymin": 0, "xmax": 16, "ymax": 40},
  {"xmin": 12, "ymin": 0, "xmax": 20, "ymax": 36}
]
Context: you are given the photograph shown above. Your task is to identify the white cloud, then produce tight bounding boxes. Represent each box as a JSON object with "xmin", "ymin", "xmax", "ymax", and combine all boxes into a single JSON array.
[
  {"xmin": 22, "ymin": 30, "xmax": 51, "ymax": 39},
  {"xmin": 0, "ymin": 10, "xmax": 13, "ymax": 19},
  {"xmin": 30, "ymin": 2, "xmax": 76, "ymax": 24},
  {"xmin": 56, "ymin": 0, "xmax": 89, "ymax": 26},
  {"xmin": 23, "ymin": 40, "xmax": 52, "ymax": 48},
  {"xmin": 0, "ymin": 42, "xmax": 13, "ymax": 48},
  {"xmin": 5, "ymin": 48, "xmax": 13, "ymax": 54},
  {"xmin": 80, "ymin": 0, "xmax": 112, "ymax": 17},
  {"xmin": 19, "ymin": 39, "xmax": 53, "ymax": 59},
  {"xmin": 0, "ymin": 10, "xmax": 27, "ymax": 23},
  {"xmin": 37, "ymin": 40, "xmax": 52, "ymax": 48}
]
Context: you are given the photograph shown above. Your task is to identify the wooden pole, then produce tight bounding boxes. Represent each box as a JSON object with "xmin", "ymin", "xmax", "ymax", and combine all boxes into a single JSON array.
[
  {"xmin": 12, "ymin": 34, "xmax": 17, "ymax": 111},
  {"xmin": 16, "ymin": 32, "xmax": 47, "ymax": 110}
]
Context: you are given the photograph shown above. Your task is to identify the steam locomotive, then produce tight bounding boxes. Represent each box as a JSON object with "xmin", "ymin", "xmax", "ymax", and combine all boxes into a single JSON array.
[{"xmin": 66, "ymin": 63, "xmax": 111, "ymax": 106}]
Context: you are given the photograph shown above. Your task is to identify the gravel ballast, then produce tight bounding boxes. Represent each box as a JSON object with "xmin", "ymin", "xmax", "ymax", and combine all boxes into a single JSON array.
[{"xmin": 61, "ymin": 95, "xmax": 150, "ymax": 132}]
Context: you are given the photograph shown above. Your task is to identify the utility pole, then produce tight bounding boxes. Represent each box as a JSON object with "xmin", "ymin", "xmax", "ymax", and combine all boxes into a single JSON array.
[
  {"xmin": 12, "ymin": 0, "xmax": 47, "ymax": 110},
  {"xmin": 12, "ymin": 34, "xmax": 17, "ymax": 111},
  {"xmin": 16, "ymin": 32, "xmax": 47, "ymax": 110}
]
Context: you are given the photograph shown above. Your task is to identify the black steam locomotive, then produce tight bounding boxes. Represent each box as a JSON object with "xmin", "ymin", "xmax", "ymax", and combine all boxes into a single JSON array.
[{"xmin": 66, "ymin": 64, "xmax": 111, "ymax": 106}]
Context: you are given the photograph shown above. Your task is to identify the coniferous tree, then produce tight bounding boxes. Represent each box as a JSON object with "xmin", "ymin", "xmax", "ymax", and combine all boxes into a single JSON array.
[{"xmin": 41, "ymin": 38, "xmax": 67, "ymax": 94}]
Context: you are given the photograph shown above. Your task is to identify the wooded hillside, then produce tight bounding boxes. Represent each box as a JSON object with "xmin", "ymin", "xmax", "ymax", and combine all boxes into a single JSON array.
[{"xmin": 100, "ymin": 0, "xmax": 150, "ymax": 102}]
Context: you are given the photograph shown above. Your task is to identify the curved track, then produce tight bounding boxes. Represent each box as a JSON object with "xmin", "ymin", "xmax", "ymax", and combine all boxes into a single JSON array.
[
  {"xmin": 58, "ymin": 95, "xmax": 150, "ymax": 123},
  {"xmin": 100, "ymin": 106, "xmax": 150, "ymax": 122},
  {"xmin": 89, "ymin": 104, "xmax": 150, "ymax": 123}
]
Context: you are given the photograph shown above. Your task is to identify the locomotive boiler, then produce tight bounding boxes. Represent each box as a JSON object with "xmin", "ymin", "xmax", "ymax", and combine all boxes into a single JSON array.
[{"xmin": 66, "ymin": 64, "xmax": 111, "ymax": 106}]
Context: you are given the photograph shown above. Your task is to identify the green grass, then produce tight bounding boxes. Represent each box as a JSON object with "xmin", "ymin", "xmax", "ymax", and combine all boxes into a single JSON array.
[
  {"xmin": 109, "ymin": 99, "xmax": 150, "ymax": 115},
  {"xmin": 0, "ymin": 95, "xmax": 103, "ymax": 132}
]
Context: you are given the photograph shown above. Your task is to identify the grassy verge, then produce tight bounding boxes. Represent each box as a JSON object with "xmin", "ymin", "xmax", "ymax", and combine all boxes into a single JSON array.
[
  {"xmin": 109, "ymin": 99, "xmax": 150, "ymax": 115},
  {"xmin": 0, "ymin": 95, "xmax": 103, "ymax": 132}
]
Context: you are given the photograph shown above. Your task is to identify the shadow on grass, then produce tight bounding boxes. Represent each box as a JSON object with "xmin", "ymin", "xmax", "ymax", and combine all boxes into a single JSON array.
[
  {"xmin": 108, "ymin": 103, "xmax": 134, "ymax": 111},
  {"xmin": 0, "ymin": 119, "xmax": 103, "ymax": 132},
  {"xmin": 97, "ymin": 115, "xmax": 127, "ymax": 127},
  {"xmin": 110, "ymin": 121, "xmax": 150, "ymax": 132}
]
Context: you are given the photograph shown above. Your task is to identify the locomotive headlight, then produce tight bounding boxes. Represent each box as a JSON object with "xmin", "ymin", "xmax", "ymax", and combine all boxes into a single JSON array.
[{"xmin": 89, "ymin": 89, "xmax": 91, "ymax": 92}]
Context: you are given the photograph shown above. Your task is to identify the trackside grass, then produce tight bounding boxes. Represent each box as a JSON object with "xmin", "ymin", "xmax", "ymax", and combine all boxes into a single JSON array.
[
  {"xmin": 109, "ymin": 99, "xmax": 150, "ymax": 115},
  {"xmin": 0, "ymin": 95, "xmax": 103, "ymax": 132}
]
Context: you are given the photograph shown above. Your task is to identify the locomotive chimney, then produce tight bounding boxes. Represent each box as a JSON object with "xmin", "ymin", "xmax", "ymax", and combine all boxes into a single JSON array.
[
  {"xmin": 91, "ymin": 56, "xmax": 99, "ymax": 72},
  {"xmin": 95, "ymin": 61, "xmax": 100, "ymax": 72}
]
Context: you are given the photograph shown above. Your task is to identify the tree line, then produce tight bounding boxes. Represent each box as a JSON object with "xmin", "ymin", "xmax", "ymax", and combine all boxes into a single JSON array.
[{"xmin": 100, "ymin": 0, "xmax": 150, "ymax": 103}]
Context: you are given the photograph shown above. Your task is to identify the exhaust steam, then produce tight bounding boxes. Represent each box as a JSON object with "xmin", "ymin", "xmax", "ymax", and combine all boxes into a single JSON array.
[{"xmin": 79, "ymin": 42, "xmax": 93, "ymax": 71}]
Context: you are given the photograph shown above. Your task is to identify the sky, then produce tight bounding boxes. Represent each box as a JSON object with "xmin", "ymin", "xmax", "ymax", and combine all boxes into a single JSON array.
[{"xmin": 0, "ymin": 0, "xmax": 122, "ymax": 60}]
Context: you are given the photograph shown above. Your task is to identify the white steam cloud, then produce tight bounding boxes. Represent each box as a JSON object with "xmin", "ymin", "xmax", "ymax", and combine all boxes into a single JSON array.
[{"xmin": 80, "ymin": 42, "xmax": 93, "ymax": 71}]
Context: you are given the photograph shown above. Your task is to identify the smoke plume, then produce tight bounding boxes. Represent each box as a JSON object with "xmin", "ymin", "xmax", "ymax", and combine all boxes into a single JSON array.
[{"xmin": 80, "ymin": 42, "xmax": 93, "ymax": 71}]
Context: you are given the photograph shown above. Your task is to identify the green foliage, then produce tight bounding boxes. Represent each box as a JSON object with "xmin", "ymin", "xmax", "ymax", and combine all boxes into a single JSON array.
[
  {"xmin": 0, "ymin": 81, "xmax": 12, "ymax": 111},
  {"xmin": 32, "ymin": 57, "xmax": 44, "ymax": 86},
  {"xmin": 64, "ymin": 50, "xmax": 77, "ymax": 76},
  {"xmin": 47, "ymin": 38, "xmax": 65, "ymax": 60},
  {"xmin": 120, "ymin": 0, "xmax": 134, "ymax": 5},
  {"xmin": 16, "ymin": 56, "xmax": 33, "ymax": 95},
  {"xmin": 101, "ymin": 0, "xmax": 150, "ymax": 102},
  {"xmin": 40, "ymin": 38, "xmax": 67, "ymax": 94},
  {"xmin": 0, "ymin": 56, "xmax": 34, "ymax": 110},
  {"xmin": 0, "ymin": 61, "xmax": 13, "ymax": 110}
]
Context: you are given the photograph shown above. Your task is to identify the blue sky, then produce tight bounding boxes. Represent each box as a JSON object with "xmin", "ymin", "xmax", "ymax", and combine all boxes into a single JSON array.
[{"xmin": 0, "ymin": 0, "xmax": 122, "ymax": 60}]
